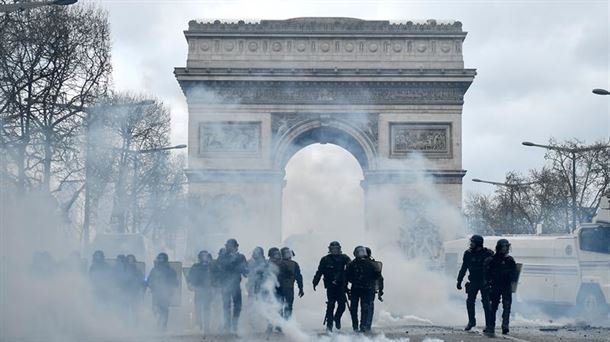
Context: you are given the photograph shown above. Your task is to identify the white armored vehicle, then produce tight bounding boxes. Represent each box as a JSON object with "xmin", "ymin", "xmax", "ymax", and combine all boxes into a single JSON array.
[{"xmin": 444, "ymin": 196, "xmax": 610, "ymax": 320}]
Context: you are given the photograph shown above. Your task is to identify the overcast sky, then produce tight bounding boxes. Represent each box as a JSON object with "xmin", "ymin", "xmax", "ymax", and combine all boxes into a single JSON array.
[{"xmin": 86, "ymin": 0, "xmax": 609, "ymax": 200}]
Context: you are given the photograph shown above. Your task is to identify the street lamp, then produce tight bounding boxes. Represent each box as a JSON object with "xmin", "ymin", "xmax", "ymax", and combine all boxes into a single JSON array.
[
  {"xmin": 521, "ymin": 141, "xmax": 609, "ymax": 232},
  {"xmin": 592, "ymin": 88, "xmax": 610, "ymax": 95},
  {"xmin": 124, "ymin": 144, "xmax": 186, "ymax": 233},
  {"xmin": 472, "ymin": 178, "xmax": 536, "ymax": 233},
  {"xmin": 0, "ymin": 0, "xmax": 77, "ymax": 13}
]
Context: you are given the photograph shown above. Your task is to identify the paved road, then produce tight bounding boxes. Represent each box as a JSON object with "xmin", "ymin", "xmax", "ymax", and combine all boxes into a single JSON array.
[{"xmin": 142, "ymin": 325, "xmax": 609, "ymax": 342}]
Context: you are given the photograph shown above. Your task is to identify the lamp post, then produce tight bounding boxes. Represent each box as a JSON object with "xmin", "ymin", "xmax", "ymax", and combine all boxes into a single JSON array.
[
  {"xmin": 472, "ymin": 178, "xmax": 536, "ymax": 233},
  {"xmin": 521, "ymin": 141, "xmax": 609, "ymax": 232},
  {"xmin": 0, "ymin": 0, "xmax": 77, "ymax": 12},
  {"xmin": 124, "ymin": 144, "xmax": 186, "ymax": 233}
]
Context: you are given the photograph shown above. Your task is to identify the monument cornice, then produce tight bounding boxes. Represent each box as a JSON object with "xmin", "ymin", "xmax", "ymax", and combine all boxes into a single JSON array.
[
  {"xmin": 186, "ymin": 18, "xmax": 466, "ymax": 37},
  {"xmin": 176, "ymin": 78, "xmax": 473, "ymax": 105}
]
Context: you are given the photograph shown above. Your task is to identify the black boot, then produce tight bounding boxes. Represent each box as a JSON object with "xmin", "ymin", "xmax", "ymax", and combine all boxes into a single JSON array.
[
  {"xmin": 502, "ymin": 327, "xmax": 509, "ymax": 335},
  {"xmin": 334, "ymin": 317, "xmax": 341, "ymax": 330},
  {"xmin": 464, "ymin": 322, "xmax": 476, "ymax": 331}
]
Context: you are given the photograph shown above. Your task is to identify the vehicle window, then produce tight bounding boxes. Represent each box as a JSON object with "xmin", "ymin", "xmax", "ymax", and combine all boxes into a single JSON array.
[{"xmin": 579, "ymin": 225, "xmax": 610, "ymax": 254}]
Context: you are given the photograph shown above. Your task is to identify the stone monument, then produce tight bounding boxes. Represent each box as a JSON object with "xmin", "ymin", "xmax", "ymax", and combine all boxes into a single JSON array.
[{"xmin": 175, "ymin": 18, "xmax": 476, "ymax": 252}]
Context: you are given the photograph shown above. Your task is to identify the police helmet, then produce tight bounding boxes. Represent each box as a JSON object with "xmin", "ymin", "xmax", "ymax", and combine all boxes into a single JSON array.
[
  {"xmin": 116, "ymin": 254, "xmax": 127, "ymax": 265},
  {"xmin": 226, "ymin": 238, "xmax": 239, "ymax": 248},
  {"xmin": 198, "ymin": 250, "xmax": 211, "ymax": 262},
  {"xmin": 268, "ymin": 247, "xmax": 281, "ymax": 259},
  {"xmin": 496, "ymin": 239, "xmax": 511, "ymax": 252},
  {"xmin": 126, "ymin": 254, "xmax": 137, "ymax": 263},
  {"xmin": 92, "ymin": 250, "xmax": 105, "ymax": 262},
  {"xmin": 280, "ymin": 247, "xmax": 295, "ymax": 259},
  {"xmin": 252, "ymin": 246, "xmax": 264, "ymax": 259},
  {"xmin": 156, "ymin": 252, "xmax": 169, "ymax": 263},
  {"xmin": 470, "ymin": 235, "xmax": 484, "ymax": 247},
  {"xmin": 329, "ymin": 241, "xmax": 341, "ymax": 248},
  {"xmin": 353, "ymin": 246, "xmax": 367, "ymax": 258}
]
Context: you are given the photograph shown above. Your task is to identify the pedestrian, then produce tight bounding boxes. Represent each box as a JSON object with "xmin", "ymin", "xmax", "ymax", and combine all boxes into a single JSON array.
[
  {"xmin": 485, "ymin": 239, "xmax": 518, "ymax": 336},
  {"xmin": 187, "ymin": 250, "xmax": 215, "ymax": 333},
  {"xmin": 346, "ymin": 246, "xmax": 383, "ymax": 333},
  {"xmin": 313, "ymin": 241, "xmax": 351, "ymax": 332},
  {"xmin": 278, "ymin": 247, "xmax": 304, "ymax": 320},
  {"xmin": 216, "ymin": 239, "xmax": 248, "ymax": 333},
  {"xmin": 147, "ymin": 252, "xmax": 178, "ymax": 331},
  {"xmin": 456, "ymin": 235, "xmax": 494, "ymax": 331}
]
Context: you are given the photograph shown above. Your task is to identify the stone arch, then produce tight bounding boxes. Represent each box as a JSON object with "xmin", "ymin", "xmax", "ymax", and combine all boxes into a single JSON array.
[{"xmin": 273, "ymin": 116, "xmax": 377, "ymax": 171}]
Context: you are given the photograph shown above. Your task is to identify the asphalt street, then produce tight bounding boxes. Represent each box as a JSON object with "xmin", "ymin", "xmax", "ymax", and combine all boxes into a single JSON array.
[{"xmin": 136, "ymin": 325, "xmax": 609, "ymax": 342}]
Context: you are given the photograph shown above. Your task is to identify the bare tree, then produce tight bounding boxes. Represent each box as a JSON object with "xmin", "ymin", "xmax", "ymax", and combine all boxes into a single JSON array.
[
  {"xmin": 465, "ymin": 139, "xmax": 609, "ymax": 235},
  {"xmin": 90, "ymin": 93, "xmax": 185, "ymax": 238},
  {"xmin": 0, "ymin": 4, "xmax": 111, "ymax": 197},
  {"xmin": 543, "ymin": 139, "xmax": 609, "ymax": 224}
]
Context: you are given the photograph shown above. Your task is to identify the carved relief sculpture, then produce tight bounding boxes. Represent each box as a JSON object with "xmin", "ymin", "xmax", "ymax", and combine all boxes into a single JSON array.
[
  {"xmin": 199, "ymin": 121, "xmax": 261, "ymax": 156},
  {"xmin": 390, "ymin": 123, "xmax": 451, "ymax": 158}
]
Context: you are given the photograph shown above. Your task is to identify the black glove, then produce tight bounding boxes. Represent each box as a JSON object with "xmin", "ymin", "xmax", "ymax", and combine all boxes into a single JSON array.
[
  {"xmin": 313, "ymin": 283, "xmax": 317, "ymax": 291},
  {"xmin": 456, "ymin": 281, "xmax": 462, "ymax": 290},
  {"xmin": 298, "ymin": 288, "xmax": 304, "ymax": 298},
  {"xmin": 377, "ymin": 291, "xmax": 384, "ymax": 302}
]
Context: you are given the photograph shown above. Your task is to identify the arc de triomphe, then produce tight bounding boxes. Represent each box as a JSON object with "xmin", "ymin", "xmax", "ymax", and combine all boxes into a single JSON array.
[{"xmin": 175, "ymin": 18, "xmax": 475, "ymax": 252}]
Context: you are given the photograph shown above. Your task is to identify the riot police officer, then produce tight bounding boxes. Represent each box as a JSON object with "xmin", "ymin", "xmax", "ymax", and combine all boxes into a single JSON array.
[
  {"xmin": 266, "ymin": 247, "xmax": 282, "ymax": 334},
  {"xmin": 89, "ymin": 250, "xmax": 113, "ymax": 302},
  {"xmin": 247, "ymin": 247, "xmax": 267, "ymax": 299},
  {"xmin": 313, "ymin": 241, "xmax": 351, "ymax": 332},
  {"xmin": 346, "ymin": 246, "xmax": 383, "ymax": 333},
  {"xmin": 216, "ymin": 238, "xmax": 247, "ymax": 333},
  {"xmin": 278, "ymin": 247, "xmax": 304, "ymax": 320},
  {"xmin": 188, "ymin": 250, "xmax": 215, "ymax": 333},
  {"xmin": 485, "ymin": 239, "xmax": 518, "ymax": 336},
  {"xmin": 147, "ymin": 252, "xmax": 178, "ymax": 330},
  {"xmin": 124, "ymin": 254, "xmax": 145, "ymax": 326},
  {"xmin": 365, "ymin": 247, "xmax": 384, "ymax": 331},
  {"xmin": 456, "ymin": 235, "xmax": 494, "ymax": 331}
]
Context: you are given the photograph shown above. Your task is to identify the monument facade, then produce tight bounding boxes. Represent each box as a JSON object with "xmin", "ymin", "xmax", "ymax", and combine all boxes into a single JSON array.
[{"xmin": 175, "ymin": 18, "xmax": 476, "ymax": 251}]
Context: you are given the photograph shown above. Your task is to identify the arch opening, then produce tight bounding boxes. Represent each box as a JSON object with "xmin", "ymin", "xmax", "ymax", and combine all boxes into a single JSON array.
[{"xmin": 281, "ymin": 143, "xmax": 365, "ymax": 245}]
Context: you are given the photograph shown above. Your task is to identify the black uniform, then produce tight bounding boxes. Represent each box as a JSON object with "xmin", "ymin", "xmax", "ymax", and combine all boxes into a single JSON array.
[
  {"xmin": 89, "ymin": 258, "xmax": 113, "ymax": 302},
  {"xmin": 313, "ymin": 253, "xmax": 351, "ymax": 331},
  {"xmin": 485, "ymin": 254, "xmax": 517, "ymax": 333},
  {"xmin": 457, "ymin": 247, "xmax": 494, "ymax": 328},
  {"xmin": 188, "ymin": 261, "xmax": 215, "ymax": 332},
  {"xmin": 346, "ymin": 255, "xmax": 383, "ymax": 332},
  {"xmin": 123, "ymin": 260, "xmax": 145, "ymax": 326},
  {"xmin": 216, "ymin": 251, "xmax": 247, "ymax": 332},
  {"xmin": 277, "ymin": 259, "xmax": 304, "ymax": 319},
  {"xmin": 147, "ymin": 261, "xmax": 178, "ymax": 330}
]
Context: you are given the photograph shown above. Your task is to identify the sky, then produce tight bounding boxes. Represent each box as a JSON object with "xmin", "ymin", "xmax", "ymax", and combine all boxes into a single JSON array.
[{"xmin": 87, "ymin": 0, "xmax": 609, "ymax": 202}]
